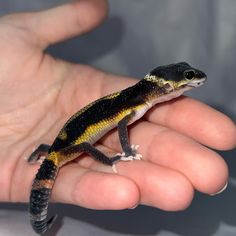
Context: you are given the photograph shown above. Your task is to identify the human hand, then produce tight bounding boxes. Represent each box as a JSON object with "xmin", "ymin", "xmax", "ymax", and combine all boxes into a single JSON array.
[{"xmin": 0, "ymin": 0, "xmax": 235, "ymax": 213}]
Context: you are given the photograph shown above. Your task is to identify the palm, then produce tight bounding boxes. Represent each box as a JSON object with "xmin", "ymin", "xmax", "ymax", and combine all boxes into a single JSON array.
[
  {"xmin": 0, "ymin": 27, "xmax": 85, "ymax": 150},
  {"xmin": 0, "ymin": 13, "xmax": 135, "ymax": 203},
  {"xmin": 0, "ymin": 20, "xmax": 109, "ymax": 202},
  {"xmin": 0, "ymin": 1, "xmax": 235, "ymax": 213}
]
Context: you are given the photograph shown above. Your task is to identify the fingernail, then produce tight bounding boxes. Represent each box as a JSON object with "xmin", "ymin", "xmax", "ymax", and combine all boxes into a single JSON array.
[
  {"xmin": 128, "ymin": 204, "xmax": 139, "ymax": 210},
  {"xmin": 210, "ymin": 182, "xmax": 228, "ymax": 196}
]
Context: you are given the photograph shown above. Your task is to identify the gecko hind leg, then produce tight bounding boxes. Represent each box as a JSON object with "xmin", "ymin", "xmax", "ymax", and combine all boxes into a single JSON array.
[
  {"xmin": 60, "ymin": 142, "xmax": 122, "ymax": 167},
  {"xmin": 27, "ymin": 144, "xmax": 51, "ymax": 164}
]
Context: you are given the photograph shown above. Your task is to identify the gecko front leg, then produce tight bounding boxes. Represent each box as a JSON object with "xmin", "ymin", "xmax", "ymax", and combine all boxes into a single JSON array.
[{"xmin": 116, "ymin": 113, "xmax": 143, "ymax": 161}]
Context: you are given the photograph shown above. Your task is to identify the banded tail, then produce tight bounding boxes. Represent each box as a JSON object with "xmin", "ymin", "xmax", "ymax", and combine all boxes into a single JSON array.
[{"xmin": 29, "ymin": 159, "xmax": 58, "ymax": 234}]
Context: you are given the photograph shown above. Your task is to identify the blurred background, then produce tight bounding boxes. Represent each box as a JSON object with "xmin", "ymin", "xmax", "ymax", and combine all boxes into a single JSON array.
[{"xmin": 0, "ymin": 0, "xmax": 235, "ymax": 235}]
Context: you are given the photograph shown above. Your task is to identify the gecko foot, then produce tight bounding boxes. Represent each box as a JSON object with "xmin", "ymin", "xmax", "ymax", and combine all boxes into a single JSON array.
[
  {"xmin": 112, "ymin": 164, "xmax": 118, "ymax": 173},
  {"xmin": 27, "ymin": 153, "xmax": 46, "ymax": 164},
  {"xmin": 27, "ymin": 144, "xmax": 50, "ymax": 164},
  {"xmin": 111, "ymin": 144, "xmax": 142, "ymax": 173},
  {"xmin": 115, "ymin": 144, "xmax": 142, "ymax": 162},
  {"xmin": 37, "ymin": 155, "xmax": 46, "ymax": 164},
  {"xmin": 130, "ymin": 144, "xmax": 142, "ymax": 160}
]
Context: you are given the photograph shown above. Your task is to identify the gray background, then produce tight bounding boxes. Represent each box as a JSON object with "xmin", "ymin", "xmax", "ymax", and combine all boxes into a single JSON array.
[{"xmin": 0, "ymin": 0, "xmax": 236, "ymax": 235}]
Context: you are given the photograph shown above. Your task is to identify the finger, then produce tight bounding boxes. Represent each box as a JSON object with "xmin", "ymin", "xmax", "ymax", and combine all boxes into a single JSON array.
[
  {"xmin": 52, "ymin": 156, "xmax": 194, "ymax": 211},
  {"xmin": 13, "ymin": 157, "xmax": 140, "ymax": 209},
  {"xmin": 101, "ymin": 120, "xmax": 228, "ymax": 195},
  {"xmin": 18, "ymin": 144, "xmax": 192, "ymax": 211},
  {"xmin": 74, "ymin": 147, "xmax": 194, "ymax": 211},
  {"xmin": 146, "ymin": 96, "xmax": 236, "ymax": 150},
  {"xmin": 100, "ymin": 74, "xmax": 236, "ymax": 150},
  {"xmin": 115, "ymin": 161, "xmax": 194, "ymax": 211},
  {"xmin": 52, "ymin": 164, "xmax": 139, "ymax": 210},
  {"xmin": 3, "ymin": 0, "xmax": 108, "ymax": 48},
  {"xmin": 41, "ymin": 161, "xmax": 193, "ymax": 211}
]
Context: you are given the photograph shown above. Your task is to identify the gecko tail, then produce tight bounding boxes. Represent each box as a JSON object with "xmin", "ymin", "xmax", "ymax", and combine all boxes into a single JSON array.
[
  {"xmin": 30, "ymin": 215, "xmax": 57, "ymax": 235},
  {"xmin": 29, "ymin": 159, "xmax": 58, "ymax": 235}
]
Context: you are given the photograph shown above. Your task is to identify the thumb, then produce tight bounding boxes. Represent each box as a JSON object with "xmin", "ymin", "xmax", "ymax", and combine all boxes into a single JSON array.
[{"xmin": 3, "ymin": 0, "xmax": 108, "ymax": 49}]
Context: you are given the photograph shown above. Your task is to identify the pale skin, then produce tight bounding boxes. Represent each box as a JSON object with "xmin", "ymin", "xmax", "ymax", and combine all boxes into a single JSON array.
[{"xmin": 0, "ymin": 0, "xmax": 235, "ymax": 212}]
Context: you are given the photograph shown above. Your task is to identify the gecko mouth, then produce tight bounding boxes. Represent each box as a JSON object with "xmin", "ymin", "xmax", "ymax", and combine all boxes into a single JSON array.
[{"xmin": 187, "ymin": 77, "xmax": 207, "ymax": 88}]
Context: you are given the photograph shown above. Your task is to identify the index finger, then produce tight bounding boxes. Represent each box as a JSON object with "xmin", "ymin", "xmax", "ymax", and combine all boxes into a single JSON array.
[{"xmin": 145, "ymin": 96, "xmax": 236, "ymax": 150}]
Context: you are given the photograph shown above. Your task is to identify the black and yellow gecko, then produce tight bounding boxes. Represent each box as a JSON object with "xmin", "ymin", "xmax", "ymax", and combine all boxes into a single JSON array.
[{"xmin": 28, "ymin": 62, "xmax": 206, "ymax": 234}]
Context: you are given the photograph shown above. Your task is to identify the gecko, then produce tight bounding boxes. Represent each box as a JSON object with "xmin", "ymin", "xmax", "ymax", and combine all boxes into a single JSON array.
[{"xmin": 28, "ymin": 62, "xmax": 207, "ymax": 234}]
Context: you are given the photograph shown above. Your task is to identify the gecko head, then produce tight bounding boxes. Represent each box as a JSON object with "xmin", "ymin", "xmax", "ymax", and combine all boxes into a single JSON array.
[{"xmin": 144, "ymin": 62, "xmax": 207, "ymax": 93}]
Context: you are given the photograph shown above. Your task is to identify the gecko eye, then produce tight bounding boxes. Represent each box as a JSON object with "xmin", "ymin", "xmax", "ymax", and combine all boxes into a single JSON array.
[{"xmin": 184, "ymin": 70, "xmax": 195, "ymax": 80}]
